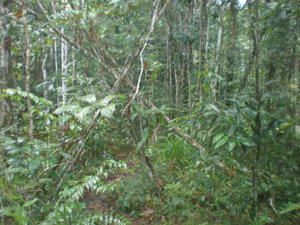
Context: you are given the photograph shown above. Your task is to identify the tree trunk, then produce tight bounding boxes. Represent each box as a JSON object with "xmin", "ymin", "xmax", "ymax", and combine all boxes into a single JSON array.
[
  {"xmin": 199, "ymin": 0, "xmax": 208, "ymax": 71},
  {"xmin": 23, "ymin": 1, "xmax": 33, "ymax": 140},
  {"xmin": 0, "ymin": 0, "xmax": 10, "ymax": 128},
  {"xmin": 212, "ymin": 3, "xmax": 224, "ymax": 101},
  {"xmin": 196, "ymin": 0, "xmax": 209, "ymax": 100},
  {"xmin": 250, "ymin": 0, "xmax": 261, "ymax": 219},
  {"xmin": 61, "ymin": 0, "xmax": 68, "ymax": 106},
  {"xmin": 225, "ymin": 0, "xmax": 238, "ymax": 99},
  {"xmin": 187, "ymin": 0, "xmax": 194, "ymax": 109},
  {"xmin": 42, "ymin": 53, "xmax": 48, "ymax": 100},
  {"xmin": 51, "ymin": 1, "xmax": 59, "ymax": 105}
]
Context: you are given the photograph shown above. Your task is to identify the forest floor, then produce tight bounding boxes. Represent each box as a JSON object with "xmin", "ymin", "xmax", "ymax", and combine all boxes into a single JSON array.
[{"xmin": 82, "ymin": 158, "xmax": 158, "ymax": 225}]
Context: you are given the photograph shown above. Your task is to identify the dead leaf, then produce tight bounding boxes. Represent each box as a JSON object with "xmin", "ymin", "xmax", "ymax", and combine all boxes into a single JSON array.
[{"xmin": 15, "ymin": 9, "xmax": 23, "ymax": 19}]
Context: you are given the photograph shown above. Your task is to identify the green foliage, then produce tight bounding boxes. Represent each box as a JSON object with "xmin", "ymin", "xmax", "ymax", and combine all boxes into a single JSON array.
[
  {"xmin": 116, "ymin": 169, "xmax": 157, "ymax": 215},
  {"xmin": 159, "ymin": 137, "xmax": 197, "ymax": 169},
  {"xmin": 3, "ymin": 88, "xmax": 53, "ymax": 107},
  {"xmin": 280, "ymin": 202, "xmax": 300, "ymax": 215},
  {"xmin": 0, "ymin": 88, "xmax": 129, "ymax": 224},
  {"xmin": 41, "ymin": 202, "xmax": 129, "ymax": 225},
  {"xmin": 1, "ymin": 0, "xmax": 299, "ymax": 224}
]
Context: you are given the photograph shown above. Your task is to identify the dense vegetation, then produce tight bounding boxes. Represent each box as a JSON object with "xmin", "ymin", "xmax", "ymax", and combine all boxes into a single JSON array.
[{"xmin": 0, "ymin": 0, "xmax": 299, "ymax": 224}]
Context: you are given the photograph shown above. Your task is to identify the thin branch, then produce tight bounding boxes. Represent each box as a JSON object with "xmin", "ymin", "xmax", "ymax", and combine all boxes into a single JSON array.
[
  {"xmin": 110, "ymin": 0, "xmax": 170, "ymax": 93},
  {"xmin": 121, "ymin": 48, "xmax": 145, "ymax": 115},
  {"xmin": 122, "ymin": 0, "xmax": 161, "ymax": 114}
]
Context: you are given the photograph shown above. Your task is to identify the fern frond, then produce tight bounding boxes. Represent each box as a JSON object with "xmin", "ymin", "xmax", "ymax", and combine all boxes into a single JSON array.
[{"xmin": 79, "ymin": 213, "xmax": 130, "ymax": 225}]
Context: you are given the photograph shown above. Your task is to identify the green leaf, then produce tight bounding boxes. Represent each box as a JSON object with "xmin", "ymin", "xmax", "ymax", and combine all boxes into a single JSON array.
[
  {"xmin": 110, "ymin": 0, "xmax": 121, "ymax": 4},
  {"xmin": 237, "ymin": 136, "xmax": 255, "ymax": 147},
  {"xmin": 280, "ymin": 203, "xmax": 300, "ymax": 215},
  {"xmin": 54, "ymin": 104, "xmax": 80, "ymax": 115},
  {"xmin": 101, "ymin": 104, "xmax": 115, "ymax": 118},
  {"xmin": 137, "ymin": 128, "xmax": 149, "ymax": 151},
  {"xmin": 98, "ymin": 95, "xmax": 115, "ymax": 107},
  {"xmin": 213, "ymin": 133, "xmax": 225, "ymax": 144},
  {"xmin": 75, "ymin": 106, "xmax": 91, "ymax": 122},
  {"xmin": 46, "ymin": 37, "xmax": 53, "ymax": 46},
  {"xmin": 214, "ymin": 135, "xmax": 229, "ymax": 149},
  {"xmin": 295, "ymin": 125, "xmax": 300, "ymax": 139},
  {"xmin": 209, "ymin": 104, "xmax": 219, "ymax": 113},
  {"xmin": 23, "ymin": 198, "xmax": 38, "ymax": 208},
  {"xmin": 80, "ymin": 94, "xmax": 96, "ymax": 103},
  {"xmin": 279, "ymin": 121, "xmax": 294, "ymax": 130},
  {"xmin": 228, "ymin": 141, "xmax": 236, "ymax": 152}
]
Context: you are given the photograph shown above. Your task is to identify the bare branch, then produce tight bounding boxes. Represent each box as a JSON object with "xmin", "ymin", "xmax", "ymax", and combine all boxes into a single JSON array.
[
  {"xmin": 122, "ymin": 0, "xmax": 163, "ymax": 114},
  {"xmin": 110, "ymin": 0, "xmax": 171, "ymax": 93}
]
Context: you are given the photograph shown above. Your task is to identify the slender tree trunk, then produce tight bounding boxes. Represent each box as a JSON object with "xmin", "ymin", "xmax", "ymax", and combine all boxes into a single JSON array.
[
  {"xmin": 51, "ymin": 1, "xmax": 59, "ymax": 105},
  {"xmin": 0, "ymin": 10, "xmax": 6, "ymax": 126},
  {"xmin": 293, "ymin": 8, "xmax": 300, "ymax": 120},
  {"xmin": 42, "ymin": 53, "xmax": 48, "ymax": 100},
  {"xmin": 175, "ymin": 67, "xmax": 179, "ymax": 108},
  {"xmin": 205, "ymin": 1, "xmax": 210, "ymax": 56},
  {"xmin": 72, "ymin": 47, "xmax": 76, "ymax": 84},
  {"xmin": 187, "ymin": 0, "xmax": 194, "ymax": 109},
  {"xmin": 250, "ymin": 0, "xmax": 261, "ymax": 219},
  {"xmin": 166, "ymin": 24, "xmax": 172, "ymax": 106},
  {"xmin": 240, "ymin": 44, "xmax": 254, "ymax": 93},
  {"xmin": 61, "ymin": 0, "xmax": 68, "ymax": 106},
  {"xmin": 0, "ymin": 3, "xmax": 11, "ymax": 127},
  {"xmin": 23, "ymin": 1, "xmax": 33, "ymax": 140},
  {"xmin": 225, "ymin": 0, "xmax": 238, "ymax": 100},
  {"xmin": 212, "ymin": 3, "xmax": 224, "ymax": 101},
  {"xmin": 199, "ymin": 0, "xmax": 208, "ymax": 71},
  {"xmin": 196, "ymin": 0, "xmax": 208, "ymax": 100}
]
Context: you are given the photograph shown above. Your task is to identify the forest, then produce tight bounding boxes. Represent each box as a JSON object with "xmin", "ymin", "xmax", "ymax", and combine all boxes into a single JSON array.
[{"xmin": 0, "ymin": 0, "xmax": 299, "ymax": 224}]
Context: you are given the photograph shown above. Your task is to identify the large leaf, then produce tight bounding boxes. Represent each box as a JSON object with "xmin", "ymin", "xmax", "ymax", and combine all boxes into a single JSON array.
[
  {"xmin": 280, "ymin": 203, "xmax": 300, "ymax": 215},
  {"xmin": 54, "ymin": 104, "xmax": 80, "ymax": 115},
  {"xmin": 23, "ymin": 198, "xmax": 38, "ymax": 208},
  {"xmin": 79, "ymin": 94, "xmax": 96, "ymax": 103},
  {"xmin": 4, "ymin": 88, "xmax": 52, "ymax": 106},
  {"xmin": 98, "ymin": 95, "xmax": 115, "ymax": 107},
  {"xmin": 75, "ymin": 106, "xmax": 91, "ymax": 122},
  {"xmin": 214, "ymin": 135, "xmax": 229, "ymax": 149},
  {"xmin": 101, "ymin": 104, "xmax": 115, "ymax": 118}
]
